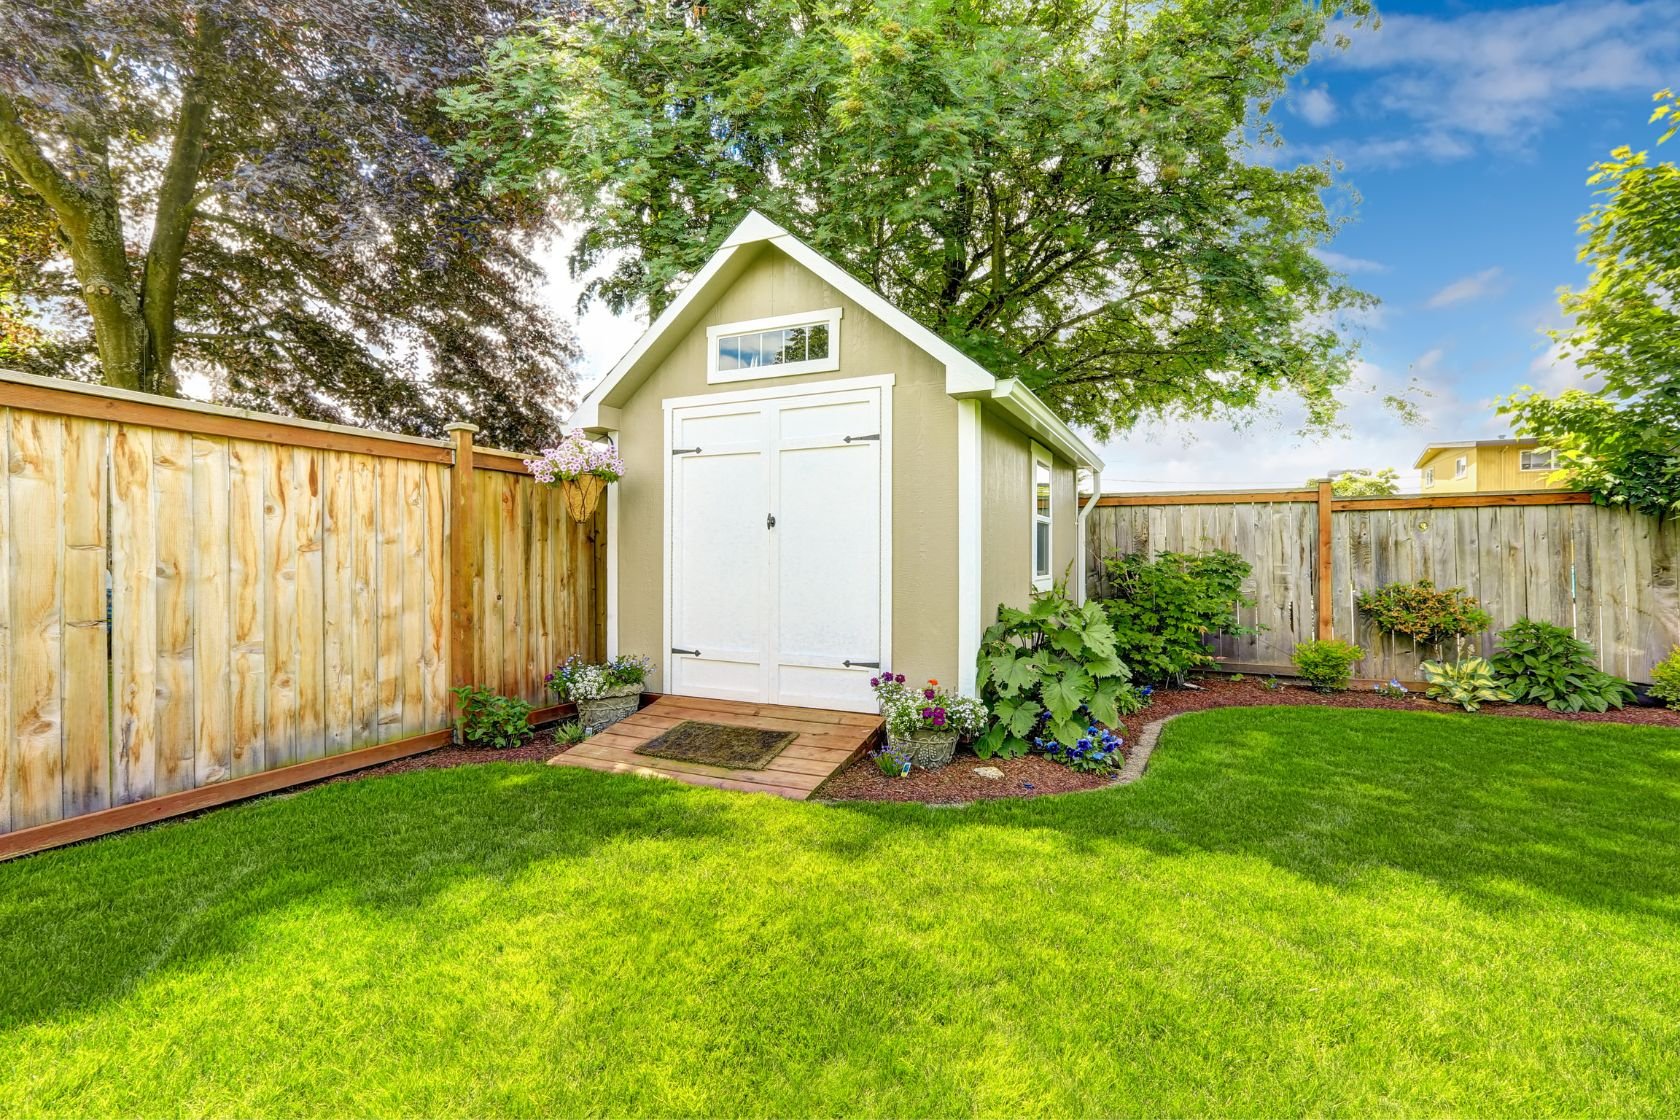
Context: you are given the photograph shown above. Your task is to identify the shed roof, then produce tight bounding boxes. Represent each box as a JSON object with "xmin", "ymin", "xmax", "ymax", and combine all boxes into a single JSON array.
[
  {"xmin": 569, "ymin": 211, "xmax": 1104, "ymax": 470},
  {"xmin": 1412, "ymin": 438, "xmax": 1538, "ymax": 469}
]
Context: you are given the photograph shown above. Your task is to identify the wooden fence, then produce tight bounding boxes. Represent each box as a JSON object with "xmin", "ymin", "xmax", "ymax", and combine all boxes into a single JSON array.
[
  {"xmin": 1086, "ymin": 485, "xmax": 1680, "ymax": 684},
  {"xmin": 0, "ymin": 370, "xmax": 602, "ymax": 859}
]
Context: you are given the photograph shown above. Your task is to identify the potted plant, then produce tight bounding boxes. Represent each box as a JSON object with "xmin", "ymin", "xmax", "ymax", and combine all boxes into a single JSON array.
[
  {"xmin": 547, "ymin": 653, "xmax": 654, "ymax": 733},
  {"xmin": 525, "ymin": 430, "xmax": 625, "ymax": 523},
  {"xmin": 869, "ymin": 674, "xmax": 987, "ymax": 770}
]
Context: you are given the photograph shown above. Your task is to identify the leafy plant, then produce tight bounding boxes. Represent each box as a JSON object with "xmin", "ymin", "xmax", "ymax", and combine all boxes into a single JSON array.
[
  {"xmin": 1490, "ymin": 619, "xmax": 1635, "ymax": 713},
  {"xmin": 1650, "ymin": 648, "xmax": 1680, "ymax": 709},
  {"xmin": 451, "ymin": 686, "xmax": 534, "ymax": 749},
  {"xmin": 1372, "ymin": 678, "xmax": 1411, "ymax": 701},
  {"xmin": 975, "ymin": 584, "xmax": 1141, "ymax": 760},
  {"xmin": 872, "ymin": 747, "xmax": 912, "ymax": 779},
  {"xmin": 869, "ymin": 675, "xmax": 987, "ymax": 740},
  {"xmin": 547, "ymin": 654, "xmax": 653, "ymax": 701},
  {"xmin": 1262, "ymin": 676, "xmax": 1283, "ymax": 692},
  {"xmin": 552, "ymin": 720, "xmax": 590, "ymax": 746},
  {"xmin": 1355, "ymin": 580, "xmax": 1492, "ymax": 646},
  {"xmin": 1420, "ymin": 658, "xmax": 1514, "ymax": 712},
  {"xmin": 1098, "ymin": 550, "xmax": 1257, "ymax": 686},
  {"xmin": 1291, "ymin": 639, "xmax": 1365, "ymax": 692},
  {"xmin": 1033, "ymin": 720, "xmax": 1126, "ymax": 774},
  {"xmin": 1325, "ymin": 468, "xmax": 1401, "ymax": 497}
]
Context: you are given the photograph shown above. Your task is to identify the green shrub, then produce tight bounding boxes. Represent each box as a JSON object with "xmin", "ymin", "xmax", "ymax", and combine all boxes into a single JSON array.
[
  {"xmin": 1491, "ymin": 619, "xmax": 1635, "ymax": 713},
  {"xmin": 1290, "ymin": 638, "xmax": 1365, "ymax": 692},
  {"xmin": 451, "ymin": 685, "xmax": 534, "ymax": 749},
  {"xmin": 975, "ymin": 583, "xmax": 1142, "ymax": 760},
  {"xmin": 1650, "ymin": 648, "xmax": 1680, "ymax": 709},
  {"xmin": 1097, "ymin": 550, "xmax": 1258, "ymax": 686},
  {"xmin": 1355, "ymin": 580, "xmax": 1492, "ymax": 646},
  {"xmin": 1420, "ymin": 657, "xmax": 1513, "ymax": 712},
  {"xmin": 552, "ymin": 720, "xmax": 590, "ymax": 746}
]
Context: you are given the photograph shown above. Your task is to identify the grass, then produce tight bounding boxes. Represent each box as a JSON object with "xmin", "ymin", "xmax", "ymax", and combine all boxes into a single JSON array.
[{"xmin": 3, "ymin": 707, "xmax": 1679, "ymax": 1116}]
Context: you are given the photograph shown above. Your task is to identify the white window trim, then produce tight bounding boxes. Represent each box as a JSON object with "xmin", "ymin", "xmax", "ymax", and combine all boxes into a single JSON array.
[
  {"xmin": 1520, "ymin": 448, "xmax": 1555, "ymax": 472},
  {"xmin": 706, "ymin": 307, "xmax": 842, "ymax": 384},
  {"xmin": 1454, "ymin": 455, "xmax": 1469, "ymax": 480},
  {"xmin": 1030, "ymin": 440, "xmax": 1054, "ymax": 592}
]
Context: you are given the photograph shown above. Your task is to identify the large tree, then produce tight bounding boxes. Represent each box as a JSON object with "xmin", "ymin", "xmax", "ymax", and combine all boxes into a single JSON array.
[
  {"xmin": 446, "ymin": 0, "xmax": 1375, "ymax": 438},
  {"xmin": 0, "ymin": 0, "xmax": 578, "ymax": 448},
  {"xmin": 1502, "ymin": 90, "xmax": 1680, "ymax": 516}
]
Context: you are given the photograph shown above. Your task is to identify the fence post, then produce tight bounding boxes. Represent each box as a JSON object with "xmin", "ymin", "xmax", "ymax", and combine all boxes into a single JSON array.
[
  {"xmin": 445, "ymin": 423, "xmax": 479, "ymax": 725},
  {"xmin": 1317, "ymin": 479, "xmax": 1334, "ymax": 639}
]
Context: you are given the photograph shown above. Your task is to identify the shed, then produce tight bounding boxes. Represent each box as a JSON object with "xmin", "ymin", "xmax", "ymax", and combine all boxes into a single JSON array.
[{"xmin": 572, "ymin": 212, "xmax": 1104, "ymax": 713}]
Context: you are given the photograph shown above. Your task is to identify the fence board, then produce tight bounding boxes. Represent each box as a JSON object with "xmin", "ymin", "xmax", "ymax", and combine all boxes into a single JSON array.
[
  {"xmin": 62, "ymin": 417, "xmax": 109, "ymax": 817},
  {"xmin": 111, "ymin": 425, "xmax": 158, "ymax": 804},
  {"xmin": 7, "ymin": 411, "xmax": 64, "ymax": 829},
  {"xmin": 191, "ymin": 436, "xmax": 232, "ymax": 786},
  {"xmin": 1089, "ymin": 495, "xmax": 1679, "ymax": 683},
  {"xmin": 0, "ymin": 409, "xmax": 10, "ymax": 835},
  {"xmin": 228, "ymin": 440, "xmax": 268, "ymax": 777}
]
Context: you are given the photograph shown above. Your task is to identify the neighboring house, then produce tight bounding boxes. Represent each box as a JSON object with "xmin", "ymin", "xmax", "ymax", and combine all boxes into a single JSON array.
[
  {"xmin": 571, "ymin": 212, "xmax": 1104, "ymax": 713},
  {"xmin": 1414, "ymin": 439, "xmax": 1568, "ymax": 494}
]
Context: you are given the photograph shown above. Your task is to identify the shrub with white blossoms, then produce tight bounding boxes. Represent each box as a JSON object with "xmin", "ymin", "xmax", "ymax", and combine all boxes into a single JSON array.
[
  {"xmin": 869, "ymin": 673, "xmax": 988, "ymax": 739},
  {"xmin": 546, "ymin": 653, "xmax": 653, "ymax": 701},
  {"xmin": 525, "ymin": 430, "xmax": 625, "ymax": 484}
]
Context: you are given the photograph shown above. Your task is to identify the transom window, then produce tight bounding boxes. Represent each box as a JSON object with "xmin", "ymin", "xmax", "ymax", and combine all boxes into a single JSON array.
[
  {"xmin": 1032, "ymin": 444, "xmax": 1053, "ymax": 591},
  {"xmin": 707, "ymin": 308, "xmax": 842, "ymax": 384},
  {"xmin": 1520, "ymin": 448, "xmax": 1555, "ymax": 471}
]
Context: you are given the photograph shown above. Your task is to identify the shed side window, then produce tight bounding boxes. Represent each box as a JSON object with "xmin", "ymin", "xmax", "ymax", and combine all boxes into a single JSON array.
[{"xmin": 1032, "ymin": 451, "xmax": 1053, "ymax": 591}]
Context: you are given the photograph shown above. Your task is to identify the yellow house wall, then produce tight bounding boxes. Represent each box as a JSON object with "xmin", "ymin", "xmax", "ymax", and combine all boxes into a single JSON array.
[
  {"xmin": 979, "ymin": 408, "xmax": 1077, "ymax": 624},
  {"xmin": 611, "ymin": 245, "xmax": 961, "ymax": 687},
  {"xmin": 1418, "ymin": 445, "xmax": 1570, "ymax": 494}
]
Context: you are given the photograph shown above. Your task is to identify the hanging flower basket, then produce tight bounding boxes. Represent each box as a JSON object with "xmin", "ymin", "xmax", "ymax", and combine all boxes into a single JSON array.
[{"xmin": 525, "ymin": 431, "xmax": 624, "ymax": 524}]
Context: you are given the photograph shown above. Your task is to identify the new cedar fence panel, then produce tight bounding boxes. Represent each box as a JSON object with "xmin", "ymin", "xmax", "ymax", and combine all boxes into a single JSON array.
[
  {"xmin": 0, "ymin": 371, "xmax": 605, "ymax": 859},
  {"xmin": 1087, "ymin": 489, "xmax": 1679, "ymax": 684}
]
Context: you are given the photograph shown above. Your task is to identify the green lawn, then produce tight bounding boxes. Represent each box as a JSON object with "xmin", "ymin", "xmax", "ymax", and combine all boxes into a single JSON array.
[{"xmin": 3, "ymin": 708, "xmax": 1679, "ymax": 1117}]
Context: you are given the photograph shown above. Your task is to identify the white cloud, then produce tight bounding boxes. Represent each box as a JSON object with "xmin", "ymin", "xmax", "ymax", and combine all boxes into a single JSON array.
[
  {"xmin": 1312, "ymin": 248, "xmax": 1386, "ymax": 274},
  {"xmin": 1292, "ymin": 84, "xmax": 1339, "ymax": 127},
  {"xmin": 1425, "ymin": 267, "xmax": 1507, "ymax": 309},
  {"xmin": 533, "ymin": 230, "xmax": 648, "ymax": 416},
  {"xmin": 1526, "ymin": 340, "xmax": 1597, "ymax": 395},
  {"xmin": 1315, "ymin": 1, "xmax": 1680, "ymax": 166}
]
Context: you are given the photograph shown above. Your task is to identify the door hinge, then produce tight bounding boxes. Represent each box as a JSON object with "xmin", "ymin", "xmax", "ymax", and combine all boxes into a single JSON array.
[
  {"xmin": 842, "ymin": 659, "xmax": 880, "ymax": 669},
  {"xmin": 766, "ymin": 512, "xmax": 776, "ymax": 529},
  {"xmin": 671, "ymin": 646, "xmax": 701, "ymax": 657},
  {"xmin": 672, "ymin": 446, "xmax": 702, "ymax": 456},
  {"xmin": 842, "ymin": 433, "xmax": 880, "ymax": 443}
]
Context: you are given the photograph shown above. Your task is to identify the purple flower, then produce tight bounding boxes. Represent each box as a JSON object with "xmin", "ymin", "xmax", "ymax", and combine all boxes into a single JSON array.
[
  {"xmin": 895, "ymin": 674, "xmax": 906, "ymax": 684},
  {"xmin": 932, "ymin": 713, "xmax": 946, "ymax": 727},
  {"xmin": 924, "ymin": 688, "xmax": 936, "ymax": 700},
  {"xmin": 921, "ymin": 707, "xmax": 932, "ymax": 719},
  {"xmin": 870, "ymin": 677, "xmax": 880, "ymax": 688},
  {"xmin": 933, "ymin": 707, "xmax": 946, "ymax": 719}
]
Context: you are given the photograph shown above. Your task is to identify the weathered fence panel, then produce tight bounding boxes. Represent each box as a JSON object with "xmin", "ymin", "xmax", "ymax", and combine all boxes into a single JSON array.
[
  {"xmin": 0, "ymin": 371, "xmax": 604, "ymax": 857},
  {"xmin": 1087, "ymin": 489, "xmax": 1680, "ymax": 684}
]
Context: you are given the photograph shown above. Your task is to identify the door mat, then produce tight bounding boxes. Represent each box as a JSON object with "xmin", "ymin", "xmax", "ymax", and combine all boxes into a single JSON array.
[{"xmin": 634, "ymin": 721, "xmax": 796, "ymax": 770}]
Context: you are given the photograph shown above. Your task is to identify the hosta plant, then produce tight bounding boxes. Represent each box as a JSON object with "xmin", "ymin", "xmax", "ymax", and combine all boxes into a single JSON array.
[
  {"xmin": 975, "ymin": 584, "xmax": 1142, "ymax": 760},
  {"xmin": 1420, "ymin": 658, "xmax": 1514, "ymax": 712},
  {"xmin": 1650, "ymin": 648, "xmax": 1680, "ymax": 709},
  {"xmin": 1491, "ymin": 619, "xmax": 1635, "ymax": 713}
]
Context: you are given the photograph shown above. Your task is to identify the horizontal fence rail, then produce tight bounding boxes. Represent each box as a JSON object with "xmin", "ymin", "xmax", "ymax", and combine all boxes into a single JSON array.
[
  {"xmin": 0, "ymin": 370, "xmax": 603, "ymax": 859},
  {"xmin": 1086, "ymin": 485, "xmax": 1679, "ymax": 685}
]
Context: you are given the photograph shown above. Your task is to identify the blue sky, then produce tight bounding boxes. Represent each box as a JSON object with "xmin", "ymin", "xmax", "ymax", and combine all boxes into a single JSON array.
[{"xmin": 550, "ymin": 0, "xmax": 1680, "ymax": 492}]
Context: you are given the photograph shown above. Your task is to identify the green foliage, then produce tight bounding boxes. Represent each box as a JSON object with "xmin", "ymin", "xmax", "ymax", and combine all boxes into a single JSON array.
[
  {"xmin": 975, "ymin": 584, "xmax": 1139, "ymax": 760},
  {"xmin": 446, "ymin": 0, "xmax": 1379, "ymax": 439},
  {"xmin": 1649, "ymin": 648, "xmax": 1680, "ymax": 709},
  {"xmin": 1355, "ymin": 580, "xmax": 1493, "ymax": 646},
  {"xmin": 1491, "ymin": 619, "xmax": 1635, "ymax": 713},
  {"xmin": 1098, "ymin": 550, "xmax": 1257, "ymax": 686},
  {"xmin": 450, "ymin": 685, "xmax": 534, "ymax": 750},
  {"xmin": 1499, "ymin": 90, "xmax": 1680, "ymax": 518},
  {"xmin": 1291, "ymin": 638, "xmax": 1365, "ymax": 692},
  {"xmin": 873, "ymin": 747, "xmax": 913, "ymax": 778},
  {"xmin": 1327, "ymin": 468, "xmax": 1401, "ymax": 498},
  {"xmin": 552, "ymin": 720, "xmax": 590, "ymax": 747},
  {"xmin": 1420, "ymin": 657, "xmax": 1514, "ymax": 712}
]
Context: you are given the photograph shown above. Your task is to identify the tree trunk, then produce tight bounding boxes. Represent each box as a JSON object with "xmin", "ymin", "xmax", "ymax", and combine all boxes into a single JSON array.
[{"xmin": 66, "ymin": 209, "xmax": 149, "ymax": 392}]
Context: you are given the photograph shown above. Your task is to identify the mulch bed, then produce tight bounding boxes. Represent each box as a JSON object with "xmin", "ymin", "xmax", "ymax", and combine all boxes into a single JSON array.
[{"xmin": 314, "ymin": 726, "xmax": 576, "ymax": 788}]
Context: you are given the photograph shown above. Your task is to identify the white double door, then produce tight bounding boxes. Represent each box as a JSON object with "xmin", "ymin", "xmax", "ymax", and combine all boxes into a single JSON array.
[{"xmin": 667, "ymin": 383, "xmax": 886, "ymax": 713}]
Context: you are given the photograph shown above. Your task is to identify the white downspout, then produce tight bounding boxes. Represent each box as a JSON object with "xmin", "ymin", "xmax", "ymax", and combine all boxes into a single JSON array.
[{"xmin": 1074, "ymin": 467, "xmax": 1101, "ymax": 605}]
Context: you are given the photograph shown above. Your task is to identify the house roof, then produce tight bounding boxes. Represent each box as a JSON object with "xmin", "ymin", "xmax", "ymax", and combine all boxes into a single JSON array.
[
  {"xmin": 1412, "ymin": 438, "xmax": 1538, "ymax": 469},
  {"xmin": 569, "ymin": 211, "xmax": 1104, "ymax": 470}
]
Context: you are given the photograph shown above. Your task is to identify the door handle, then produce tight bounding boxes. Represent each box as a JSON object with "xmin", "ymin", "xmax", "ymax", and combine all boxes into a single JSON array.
[
  {"xmin": 671, "ymin": 647, "xmax": 700, "ymax": 657},
  {"xmin": 843, "ymin": 660, "xmax": 880, "ymax": 669}
]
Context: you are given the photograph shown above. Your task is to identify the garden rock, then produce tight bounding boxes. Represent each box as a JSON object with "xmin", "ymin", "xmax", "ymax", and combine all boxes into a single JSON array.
[{"xmin": 972, "ymin": 766, "xmax": 1005, "ymax": 781}]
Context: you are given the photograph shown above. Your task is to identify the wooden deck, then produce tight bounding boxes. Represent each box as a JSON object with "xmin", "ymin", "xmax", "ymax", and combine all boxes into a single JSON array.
[{"xmin": 549, "ymin": 695, "xmax": 882, "ymax": 799}]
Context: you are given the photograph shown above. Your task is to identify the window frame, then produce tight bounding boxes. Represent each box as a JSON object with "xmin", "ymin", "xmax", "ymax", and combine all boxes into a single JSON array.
[
  {"xmin": 1030, "ymin": 441, "xmax": 1054, "ymax": 592},
  {"xmin": 706, "ymin": 307, "xmax": 842, "ymax": 384},
  {"xmin": 1422, "ymin": 466, "xmax": 1435, "ymax": 487},
  {"xmin": 1520, "ymin": 448, "xmax": 1555, "ymax": 472},
  {"xmin": 1454, "ymin": 455, "xmax": 1469, "ymax": 480}
]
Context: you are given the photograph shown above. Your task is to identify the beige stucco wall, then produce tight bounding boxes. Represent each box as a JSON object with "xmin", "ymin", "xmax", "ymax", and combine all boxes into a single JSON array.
[
  {"xmin": 611, "ymin": 244, "xmax": 961, "ymax": 687},
  {"xmin": 978, "ymin": 407, "xmax": 1078, "ymax": 624}
]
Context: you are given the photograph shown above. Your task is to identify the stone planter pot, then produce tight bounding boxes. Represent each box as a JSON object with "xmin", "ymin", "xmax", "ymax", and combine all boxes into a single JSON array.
[
  {"xmin": 888, "ymin": 727, "xmax": 959, "ymax": 770},
  {"xmin": 575, "ymin": 684, "xmax": 642, "ymax": 734}
]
